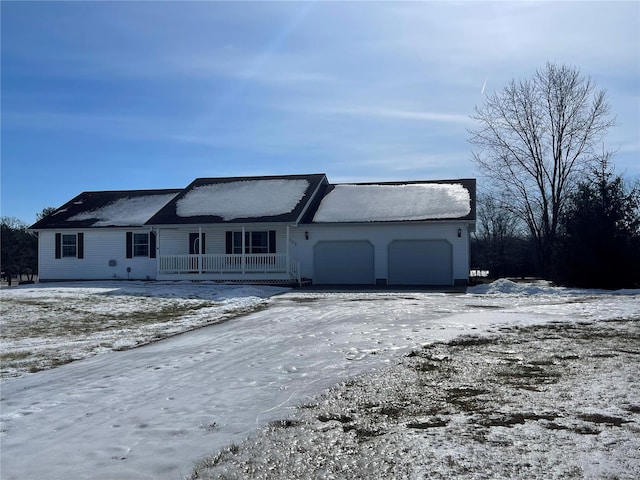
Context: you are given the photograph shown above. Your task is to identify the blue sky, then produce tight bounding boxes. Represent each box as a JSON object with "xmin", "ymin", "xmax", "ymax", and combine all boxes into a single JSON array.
[{"xmin": 2, "ymin": 1, "xmax": 639, "ymax": 225}]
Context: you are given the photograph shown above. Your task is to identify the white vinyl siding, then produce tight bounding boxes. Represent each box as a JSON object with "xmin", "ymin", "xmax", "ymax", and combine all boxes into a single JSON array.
[
  {"xmin": 38, "ymin": 230, "xmax": 157, "ymax": 281},
  {"xmin": 291, "ymin": 222, "xmax": 470, "ymax": 285}
]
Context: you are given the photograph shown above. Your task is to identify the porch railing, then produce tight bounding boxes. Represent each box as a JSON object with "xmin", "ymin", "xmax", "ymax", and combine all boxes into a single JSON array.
[{"xmin": 159, "ymin": 254, "xmax": 294, "ymax": 275}]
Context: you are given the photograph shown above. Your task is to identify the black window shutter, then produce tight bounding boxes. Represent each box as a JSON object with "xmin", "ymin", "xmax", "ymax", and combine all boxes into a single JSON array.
[
  {"xmin": 77, "ymin": 233, "xmax": 84, "ymax": 259},
  {"xmin": 126, "ymin": 232, "xmax": 133, "ymax": 258},
  {"xmin": 201, "ymin": 233, "xmax": 206, "ymax": 254},
  {"xmin": 269, "ymin": 230, "xmax": 276, "ymax": 253},
  {"xmin": 55, "ymin": 233, "xmax": 61, "ymax": 259},
  {"xmin": 149, "ymin": 232, "xmax": 156, "ymax": 258},
  {"xmin": 189, "ymin": 233, "xmax": 198, "ymax": 254},
  {"xmin": 225, "ymin": 231, "xmax": 232, "ymax": 254}
]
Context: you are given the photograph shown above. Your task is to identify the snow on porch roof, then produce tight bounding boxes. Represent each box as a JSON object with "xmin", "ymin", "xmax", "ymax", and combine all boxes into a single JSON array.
[
  {"xmin": 312, "ymin": 180, "xmax": 475, "ymax": 223},
  {"xmin": 146, "ymin": 173, "xmax": 328, "ymax": 224}
]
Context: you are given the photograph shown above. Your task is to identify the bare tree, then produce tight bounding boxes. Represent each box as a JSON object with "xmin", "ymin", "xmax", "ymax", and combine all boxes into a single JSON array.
[
  {"xmin": 474, "ymin": 193, "xmax": 522, "ymax": 277},
  {"xmin": 469, "ymin": 62, "xmax": 615, "ymax": 275}
]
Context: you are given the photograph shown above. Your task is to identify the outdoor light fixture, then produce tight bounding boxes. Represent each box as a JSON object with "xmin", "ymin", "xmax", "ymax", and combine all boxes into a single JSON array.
[
  {"xmin": 457, "ymin": 228, "xmax": 462, "ymax": 238},
  {"xmin": 305, "ymin": 231, "xmax": 309, "ymax": 240}
]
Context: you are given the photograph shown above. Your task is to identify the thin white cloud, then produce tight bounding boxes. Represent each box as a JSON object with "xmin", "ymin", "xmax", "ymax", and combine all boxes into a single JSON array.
[
  {"xmin": 316, "ymin": 106, "xmax": 471, "ymax": 125},
  {"xmin": 373, "ymin": 2, "xmax": 638, "ymax": 72}
]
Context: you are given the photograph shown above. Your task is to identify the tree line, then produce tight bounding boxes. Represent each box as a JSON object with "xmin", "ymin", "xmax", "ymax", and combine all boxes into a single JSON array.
[
  {"xmin": 1, "ymin": 217, "xmax": 38, "ymax": 285},
  {"xmin": 1, "ymin": 208, "xmax": 54, "ymax": 285}
]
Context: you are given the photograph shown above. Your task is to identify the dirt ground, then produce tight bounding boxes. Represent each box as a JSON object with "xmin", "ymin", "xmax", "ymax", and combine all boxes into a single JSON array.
[{"xmin": 191, "ymin": 318, "xmax": 640, "ymax": 480}]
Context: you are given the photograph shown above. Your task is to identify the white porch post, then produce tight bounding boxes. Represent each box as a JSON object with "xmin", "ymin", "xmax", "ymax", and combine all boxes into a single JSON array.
[
  {"xmin": 156, "ymin": 227, "xmax": 160, "ymax": 277},
  {"xmin": 198, "ymin": 226, "xmax": 203, "ymax": 275},
  {"xmin": 286, "ymin": 225, "xmax": 290, "ymax": 273},
  {"xmin": 241, "ymin": 225, "xmax": 246, "ymax": 274}
]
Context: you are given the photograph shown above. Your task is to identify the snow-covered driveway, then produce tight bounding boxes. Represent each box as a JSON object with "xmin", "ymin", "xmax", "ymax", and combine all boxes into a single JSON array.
[{"xmin": 1, "ymin": 282, "xmax": 639, "ymax": 480}]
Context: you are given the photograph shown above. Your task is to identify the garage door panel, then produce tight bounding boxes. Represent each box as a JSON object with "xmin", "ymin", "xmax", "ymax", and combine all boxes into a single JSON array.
[
  {"xmin": 388, "ymin": 240, "xmax": 452, "ymax": 285},
  {"xmin": 314, "ymin": 241, "xmax": 374, "ymax": 285}
]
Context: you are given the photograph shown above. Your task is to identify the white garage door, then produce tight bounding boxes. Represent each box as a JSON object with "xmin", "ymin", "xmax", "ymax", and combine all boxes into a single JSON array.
[
  {"xmin": 314, "ymin": 241, "xmax": 374, "ymax": 285},
  {"xmin": 388, "ymin": 240, "xmax": 453, "ymax": 285}
]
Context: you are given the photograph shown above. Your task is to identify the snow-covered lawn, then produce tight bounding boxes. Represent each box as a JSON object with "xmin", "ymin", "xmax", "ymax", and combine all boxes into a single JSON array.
[
  {"xmin": 194, "ymin": 319, "xmax": 639, "ymax": 479},
  {"xmin": 0, "ymin": 280, "xmax": 638, "ymax": 480},
  {"xmin": 0, "ymin": 281, "xmax": 287, "ymax": 378}
]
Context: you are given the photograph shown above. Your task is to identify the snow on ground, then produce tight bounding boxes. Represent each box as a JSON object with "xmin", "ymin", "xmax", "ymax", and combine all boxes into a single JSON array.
[
  {"xmin": 195, "ymin": 319, "xmax": 639, "ymax": 480},
  {"xmin": 0, "ymin": 280, "xmax": 638, "ymax": 480},
  {"xmin": 313, "ymin": 183, "xmax": 471, "ymax": 222},
  {"xmin": 176, "ymin": 179, "xmax": 309, "ymax": 219},
  {"xmin": 0, "ymin": 282, "xmax": 287, "ymax": 378}
]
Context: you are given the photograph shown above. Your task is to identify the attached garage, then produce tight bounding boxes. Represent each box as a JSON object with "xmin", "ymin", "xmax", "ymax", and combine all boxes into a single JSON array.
[
  {"xmin": 313, "ymin": 240, "xmax": 374, "ymax": 285},
  {"xmin": 388, "ymin": 240, "xmax": 453, "ymax": 285}
]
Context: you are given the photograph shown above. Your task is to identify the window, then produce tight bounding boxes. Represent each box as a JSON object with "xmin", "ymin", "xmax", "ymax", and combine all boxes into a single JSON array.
[
  {"xmin": 55, "ymin": 233, "xmax": 83, "ymax": 259},
  {"xmin": 126, "ymin": 231, "xmax": 156, "ymax": 258},
  {"xmin": 232, "ymin": 232, "xmax": 243, "ymax": 254},
  {"xmin": 227, "ymin": 230, "xmax": 276, "ymax": 254},
  {"xmin": 133, "ymin": 233, "xmax": 149, "ymax": 257},
  {"xmin": 250, "ymin": 231, "xmax": 268, "ymax": 253},
  {"xmin": 62, "ymin": 234, "xmax": 77, "ymax": 257},
  {"xmin": 232, "ymin": 231, "xmax": 268, "ymax": 253}
]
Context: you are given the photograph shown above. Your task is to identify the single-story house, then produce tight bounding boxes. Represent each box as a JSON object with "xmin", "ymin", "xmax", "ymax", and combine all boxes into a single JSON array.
[{"xmin": 29, "ymin": 173, "xmax": 476, "ymax": 287}]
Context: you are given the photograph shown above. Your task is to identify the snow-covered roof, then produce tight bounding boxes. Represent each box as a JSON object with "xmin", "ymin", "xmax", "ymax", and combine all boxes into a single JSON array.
[
  {"xmin": 68, "ymin": 193, "xmax": 179, "ymax": 227},
  {"xmin": 30, "ymin": 189, "xmax": 182, "ymax": 229},
  {"xmin": 176, "ymin": 179, "xmax": 309, "ymax": 221},
  {"xmin": 147, "ymin": 174, "xmax": 328, "ymax": 225},
  {"xmin": 30, "ymin": 175, "xmax": 475, "ymax": 230},
  {"xmin": 312, "ymin": 182, "xmax": 472, "ymax": 223}
]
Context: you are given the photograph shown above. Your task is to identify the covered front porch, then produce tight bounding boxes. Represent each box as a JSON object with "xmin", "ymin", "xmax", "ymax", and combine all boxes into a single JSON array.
[
  {"xmin": 157, "ymin": 253, "xmax": 301, "ymax": 283},
  {"xmin": 153, "ymin": 223, "xmax": 306, "ymax": 284}
]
